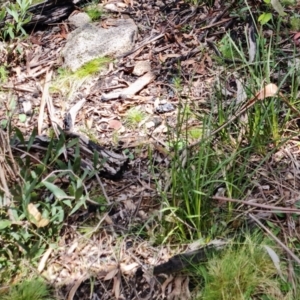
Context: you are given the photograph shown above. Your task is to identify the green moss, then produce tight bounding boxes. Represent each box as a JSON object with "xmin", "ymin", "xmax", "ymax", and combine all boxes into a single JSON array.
[{"xmin": 290, "ymin": 16, "xmax": 300, "ymax": 31}]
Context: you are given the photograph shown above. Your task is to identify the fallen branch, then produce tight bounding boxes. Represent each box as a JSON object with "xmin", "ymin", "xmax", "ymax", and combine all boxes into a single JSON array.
[{"xmin": 101, "ymin": 72, "xmax": 155, "ymax": 101}]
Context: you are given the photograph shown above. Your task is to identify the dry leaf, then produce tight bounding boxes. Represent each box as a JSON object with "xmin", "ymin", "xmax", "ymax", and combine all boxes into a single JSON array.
[
  {"xmin": 27, "ymin": 203, "xmax": 50, "ymax": 228},
  {"xmin": 104, "ymin": 266, "xmax": 119, "ymax": 280},
  {"xmin": 28, "ymin": 203, "xmax": 42, "ymax": 222},
  {"xmin": 113, "ymin": 274, "xmax": 121, "ymax": 299},
  {"xmin": 108, "ymin": 119, "xmax": 122, "ymax": 130},
  {"xmin": 120, "ymin": 262, "xmax": 139, "ymax": 275},
  {"xmin": 256, "ymin": 83, "xmax": 278, "ymax": 100},
  {"xmin": 38, "ymin": 247, "xmax": 53, "ymax": 273}
]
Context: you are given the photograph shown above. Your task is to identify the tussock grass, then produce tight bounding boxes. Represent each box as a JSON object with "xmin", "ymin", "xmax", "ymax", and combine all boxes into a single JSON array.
[
  {"xmin": 2, "ymin": 278, "xmax": 53, "ymax": 300},
  {"xmin": 198, "ymin": 236, "xmax": 289, "ymax": 300}
]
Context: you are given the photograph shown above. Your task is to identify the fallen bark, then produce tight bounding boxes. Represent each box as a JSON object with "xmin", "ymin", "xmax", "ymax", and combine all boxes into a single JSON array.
[
  {"xmin": 153, "ymin": 240, "xmax": 228, "ymax": 275},
  {"xmin": 0, "ymin": 0, "xmax": 84, "ymax": 30}
]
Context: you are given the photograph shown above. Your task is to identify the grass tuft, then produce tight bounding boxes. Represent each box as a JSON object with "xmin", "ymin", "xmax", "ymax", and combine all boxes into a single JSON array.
[
  {"xmin": 2, "ymin": 278, "xmax": 53, "ymax": 300},
  {"xmin": 199, "ymin": 236, "xmax": 287, "ymax": 300},
  {"xmin": 124, "ymin": 107, "xmax": 146, "ymax": 128}
]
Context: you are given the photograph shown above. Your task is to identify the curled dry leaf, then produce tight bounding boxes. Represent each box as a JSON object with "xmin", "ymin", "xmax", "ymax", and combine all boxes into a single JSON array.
[
  {"xmin": 27, "ymin": 203, "xmax": 49, "ymax": 228},
  {"xmin": 256, "ymin": 83, "xmax": 278, "ymax": 100},
  {"xmin": 120, "ymin": 262, "xmax": 139, "ymax": 275}
]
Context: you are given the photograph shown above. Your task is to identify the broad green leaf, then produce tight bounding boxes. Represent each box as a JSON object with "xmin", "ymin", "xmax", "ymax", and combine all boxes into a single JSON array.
[
  {"xmin": 27, "ymin": 127, "xmax": 37, "ymax": 151},
  {"xmin": 70, "ymin": 196, "xmax": 86, "ymax": 215},
  {"xmin": 62, "ymin": 199, "xmax": 72, "ymax": 208},
  {"xmin": 258, "ymin": 13, "xmax": 272, "ymax": 25},
  {"xmin": 14, "ymin": 127, "xmax": 25, "ymax": 145},
  {"xmin": 271, "ymin": 0, "xmax": 286, "ymax": 17},
  {"xmin": 43, "ymin": 181, "xmax": 68, "ymax": 200},
  {"xmin": 0, "ymin": 9, "xmax": 6, "ymax": 21},
  {"xmin": 6, "ymin": 7, "xmax": 18, "ymax": 21},
  {"xmin": 0, "ymin": 220, "xmax": 11, "ymax": 230},
  {"xmin": 0, "ymin": 119, "xmax": 7, "ymax": 129},
  {"xmin": 19, "ymin": 113, "xmax": 27, "ymax": 123}
]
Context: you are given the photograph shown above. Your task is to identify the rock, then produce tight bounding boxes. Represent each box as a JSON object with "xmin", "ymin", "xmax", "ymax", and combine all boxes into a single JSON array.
[
  {"xmin": 68, "ymin": 12, "xmax": 91, "ymax": 28},
  {"xmin": 155, "ymin": 103, "xmax": 175, "ymax": 113},
  {"xmin": 132, "ymin": 61, "xmax": 151, "ymax": 76},
  {"xmin": 62, "ymin": 19, "xmax": 137, "ymax": 71}
]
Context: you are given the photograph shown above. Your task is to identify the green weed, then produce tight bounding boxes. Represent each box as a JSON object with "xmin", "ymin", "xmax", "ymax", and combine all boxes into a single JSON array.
[
  {"xmin": 84, "ymin": 5, "xmax": 104, "ymax": 21},
  {"xmin": 0, "ymin": 0, "xmax": 32, "ymax": 40}
]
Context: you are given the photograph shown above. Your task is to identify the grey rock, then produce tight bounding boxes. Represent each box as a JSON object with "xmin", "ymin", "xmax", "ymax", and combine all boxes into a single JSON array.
[
  {"xmin": 156, "ymin": 103, "xmax": 175, "ymax": 113},
  {"xmin": 62, "ymin": 19, "xmax": 137, "ymax": 71},
  {"xmin": 68, "ymin": 12, "xmax": 91, "ymax": 28}
]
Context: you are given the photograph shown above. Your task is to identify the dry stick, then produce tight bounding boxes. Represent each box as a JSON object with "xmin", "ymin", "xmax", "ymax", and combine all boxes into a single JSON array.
[
  {"xmin": 95, "ymin": 173, "xmax": 111, "ymax": 205},
  {"xmin": 188, "ymin": 89, "xmax": 300, "ymax": 150},
  {"xmin": 101, "ymin": 72, "xmax": 155, "ymax": 101},
  {"xmin": 37, "ymin": 68, "xmax": 52, "ymax": 135},
  {"xmin": 249, "ymin": 213, "xmax": 300, "ymax": 265},
  {"xmin": 199, "ymin": 18, "xmax": 232, "ymax": 31},
  {"xmin": 117, "ymin": 33, "xmax": 165, "ymax": 59},
  {"xmin": 212, "ymin": 195, "xmax": 300, "ymax": 214},
  {"xmin": 187, "ymin": 96, "xmax": 258, "ymax": 149}
]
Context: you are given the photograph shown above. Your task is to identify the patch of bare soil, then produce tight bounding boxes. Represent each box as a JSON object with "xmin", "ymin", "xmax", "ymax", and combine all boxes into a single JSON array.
[{"xmin": 2, "ymin": 0, "xmax": 300, "ymax": 299}]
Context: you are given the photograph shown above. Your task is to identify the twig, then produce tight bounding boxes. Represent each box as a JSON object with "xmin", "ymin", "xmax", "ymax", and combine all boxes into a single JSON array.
[
  {"xmin": 117, "ymin": 33, "xmax": 165, "ymax": 58},
  {"xmin": 212, "ymin": 195, "xmax": 300, "ymax": 214},
  {"xmin": 38, "ymin": 69, "xmax": 52, "ymax": 135},
  {"xmin": 249, "ymin": 214, "xmax": 300, "ymax": 265}
]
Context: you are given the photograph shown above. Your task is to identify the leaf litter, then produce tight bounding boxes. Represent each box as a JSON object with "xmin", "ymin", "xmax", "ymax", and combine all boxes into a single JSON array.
[{"xmin": 1, "ymin": 0, "xmax": 300, "ymax": 299}]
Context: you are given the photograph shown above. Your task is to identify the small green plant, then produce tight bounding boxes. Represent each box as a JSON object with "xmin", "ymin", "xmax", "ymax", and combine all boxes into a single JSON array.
[
  {"xmin": 218, "ymin": 34, "xmax": 240, "ymax": 60},
  {"xmin": 2, "ymin": 277, "xmax": 53, "ymax": 300},
  {"xmin": 0, "ymin": 0, "xmax": 32, "ymax": 40},
  {"xmin": 84, "ymin": 5, "xmax": 103, "ymax": 21},
  {"xmin": 124, "ymin": 107, "xmax": 146, "ymax": 128},
  {"xmin": 188, "ymin": 127, "xmax": 202, "ymax": 139},
  {"xmin": 0, "ymin": 66, "xmax": 8, "ymax": 82},
  {"xmin": 0, "ymin": 128, "xmax": 101, "ymax": 283},
  {"xmin": 290, "ymin": 15, "xmax": 300, "ymax": 30}
]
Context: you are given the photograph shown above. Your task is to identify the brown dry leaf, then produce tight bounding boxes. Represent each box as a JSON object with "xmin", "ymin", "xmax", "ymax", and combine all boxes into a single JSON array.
[
  {"xmin": 59, "ymin": 24, "xmax": 68, "ymax": 39},
  {"xmin": 113, "ymin": 273, "xmax": 121, "ymax": 299},
  {"xmin": 256, "ymin": 83, "xmax": 278, "ymax": 100},
  {"xmin": 120, "ymin": 262, "xmax": 139, "ymax": 275},
  {"xmin": 104, "ymin": 266, "xmax": 119, "ymax": 280},
  {"xmin": 161, "ymin": 275, "xmax": 174, "ymax": 298},
  {"xmin": 108, "ymin": 119, "xmax": 122, "ymax": 130},
  {"xmin": 181, "ymin": 58, "xmax": 196, "ymax": 66},
  {"xmin": 38, "ymin": 247, "xmax": 53, "ymax": 273},
  {"xmin": 27, "ymin": 203, "xmax": 49, "ymax": 228}
]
